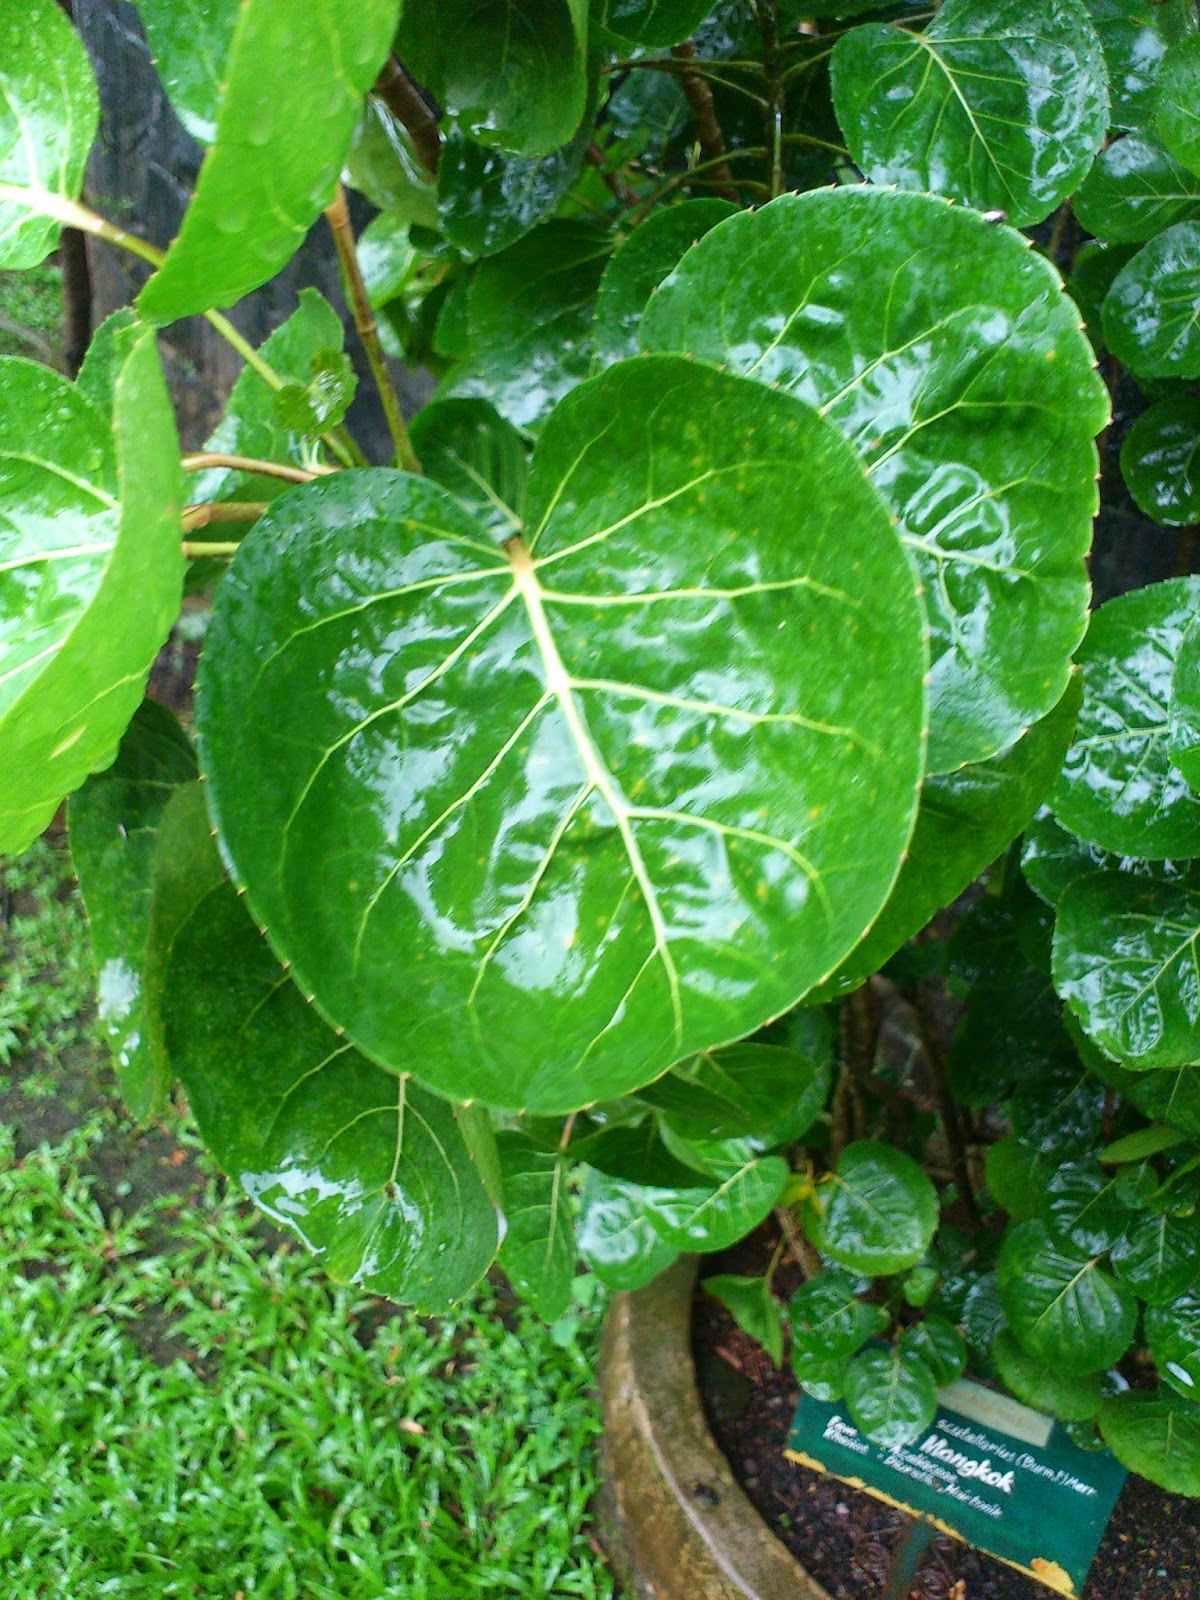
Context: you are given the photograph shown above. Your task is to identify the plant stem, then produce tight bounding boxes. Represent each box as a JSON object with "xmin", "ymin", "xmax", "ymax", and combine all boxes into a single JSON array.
[
  {"xmin": 669, "ymin": 41, "xmax": 741, "ymax": 201},
  {"xmin": 756, "ymin": 0, "xmax": 786, "ymax": 199},
  {"xmin": 585, "ymin": 142, "xmax": 636, "ymax": 206},
  {"xmin": 914, "ymin": 982, "xmax": 982, "ymax": 1228},
  {"xmin": 181, "ymin": 501, "xmax": 268, "ymax": 533},
  {"xmin": 775, "ymin": 1205, "xmax": 819, "ymax": 1279},
  {"xmin": 630, "ymin": 147, "xmax": 768, "ymax": 221},
  {"xmin": 181, "ymin": 452, "xmax": 335, "ymax": 484},
  {"xmin": 181, "ymin": 540, "xmax": 240, "ymax": 558},
  {"xmin": 0, "ymin": 184, "xmax": 365, "ymax": 469},
  {"xmin": 372, "ymin": 56, "xmax": 441, "ymax": 176},
  {"xmin": 324, "ymin": 183, "xmax": 421, "ymax": 474}
]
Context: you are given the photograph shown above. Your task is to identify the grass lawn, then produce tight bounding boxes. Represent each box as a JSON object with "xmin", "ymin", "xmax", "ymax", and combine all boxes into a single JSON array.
[{"xmin": 0, "ymin": 838, "xmax": 615, "ymax": 1599}]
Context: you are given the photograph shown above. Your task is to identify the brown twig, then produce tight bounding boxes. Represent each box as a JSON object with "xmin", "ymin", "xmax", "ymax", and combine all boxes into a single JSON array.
[
  {"xmin": 775, "ymin": 1205, "xmax": 820, "ymax": 1279},
  {"xmin": 181, "ymin": 453, "xmax": 334, "ymax": 484},
  {"xmin": 670, "ymin": 40, "xmax": 740, "ymax": 202},
  {"xmin": 324, "ymin": 183, "xmax": 421, "ymax": 474},
  {"xmin": 373, "ymin": 56, "xmax": 441, "ymax": 176},
  {"xmin": 585, "ymin": 142, "xmax": 635, "ymax": 207},
  {"xmin": 914, "ymin": 982, "xmax": 982, "ymax": 1228},
  {"xmin": 180, "ymin": 502, "xmax": 268, "ymax": 533}
]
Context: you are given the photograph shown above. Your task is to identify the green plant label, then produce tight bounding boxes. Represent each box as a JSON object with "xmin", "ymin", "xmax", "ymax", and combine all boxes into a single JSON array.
[{"xmin": 785, "ymin": 1375, "xmax": 1126, "ymax": 1595}]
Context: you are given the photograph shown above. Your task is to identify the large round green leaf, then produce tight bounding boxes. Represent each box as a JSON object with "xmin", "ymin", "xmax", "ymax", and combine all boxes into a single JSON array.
[
  {"xmin": 0, "ymin": 0, "xmax": 98, "ymax": 269},
  {"xmin": 641, "ymin": 187, "xmax": 1107, "ymax": 774},
  {"xmin": 408, "ymin": 397, "xmax": 528, "ymax": 542},
  {"xmin": 998, "ymin": 1220, "xmax": 1138, "ymax": 1375},
  {"xmin": 138, "ymin": 0, "xmax": 396, "ymax": 323},
  {"xmin": 1103, "ymin": 222, "xmax": 1200, "ymax": 378},
  {"xmin": 992, "ymin": 1328, "xmax": 1104, "ymax": 1422},
  {"xmin": 1122, "ymin": 395, "xmax": 1200, "ymax": 527},
  {"xmin": 1169, "ymin": 613, "xmax": 1200, "ymax": 791},
  {"xmin": 1042, "ymin": 1159, "xmax": 1130, "ymax": 1257},
  {"xmin": 1022, "ymin": 805, "xmax": 1199, "ymax": 908},
  {"xmin": 68, "ymin": 701, "xmax": 196, "ymax": 1120},
  {"xmin": 637, "ymin": 1041, "xmax": 830, "ymax": 1146},
  {"xmin": 599, "ymin": 0, "xmax": 712, "ymax": 47},
  {"xmin": 789, "ymin": 1269, "xmax": 889, "ymax": 1363},
  {"xmin": 438, "ymin": 122, "xmax": 590, "ymax": 260},
  {"xmin": 1158, "ymin": 35, "xmax": 1200, "ymax": 175},
  {"xmin": 1098, "ymin": 1391, "xmax": 1200, "ymax": 1494},
  {"xmin": 135, "ymin": 0, "xmax": 239, "ymax": 145},
  {"xmin": 1053, "ymin": 578, "xmax": 1200, "ymax": 858},
  {"xmin": 495, "ymin": 1132, "xmax": 575, "ymax": 1320},
  {"xmin": 1085, "ymin": 0, "xmax": 1195, "ymax": 131},
  {"xmin": 1111, "ymin": 1209, "xmax": 1199, "ymax": 1306},
  {"xmin": 197, "ymin": 355, "xmax": 927, "ymax": 1113},
  {"xmin": 1074, "ymin": 134, "xmax": 1200, "ymax": 244},
  {"xmin": 830, "ymin": 0, "xmax": 1108, "ymax": 227},
  {"xmin": 1054, "ymin": 873, "xmax": 1200, "ymax": 1071},
  {"xmin": 1146, "ymin": 1289, "xmax": 1200, "ymax": 1400},
  {"xmin": 577, "ymin": 1169, "xmax": 678, "ymax": 1290},
  {"xmin": 640, "ymin": 1143, "xmax": 789, "ymax": 1252},
  {"xmin": 165, "ymin": 880, "xmax": 498, "ymax": 1311},
  {"xmin": 801, "ymin": 1142, "xmax": 938, "ymax": 1277},
  {"xmin": 0, "ymin": 338, "xmax": 183, "ymax": 854},
  {"xmin": 845, "ymin": 1344, "xmax": 938, "ymax": 1450}
]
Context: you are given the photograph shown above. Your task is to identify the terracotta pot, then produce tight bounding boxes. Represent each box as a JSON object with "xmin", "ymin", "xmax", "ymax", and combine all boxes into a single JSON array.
[{"xmin": 595, "ymin": 1257, "xmax": 830, "ymax": 1600}]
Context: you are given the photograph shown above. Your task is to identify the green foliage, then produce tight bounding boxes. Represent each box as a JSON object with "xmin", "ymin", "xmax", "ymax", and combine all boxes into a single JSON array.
[{"xmin": 6, "ymin": 0, "xmax": 1200, "ymax": 1496}]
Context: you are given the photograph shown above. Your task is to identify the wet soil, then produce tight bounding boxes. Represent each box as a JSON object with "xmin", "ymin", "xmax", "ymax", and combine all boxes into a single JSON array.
[{"xmin": 693, "ymin": 1225, "xmax": 1200, "ymax": 1600}]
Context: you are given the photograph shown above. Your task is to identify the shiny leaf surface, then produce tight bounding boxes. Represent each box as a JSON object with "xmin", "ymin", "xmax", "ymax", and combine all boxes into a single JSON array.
[
  {"xmin": 495, "ymin": 1132, "xmax": 575, "ymax": 1320},
  {"xmin": 801, "ymin": 1142, "xmax": 938, "ymax": 1277},
  {"xmin": 134, "ymin": 0, "xmax": 239, "ymax": 145},
  {"xmin": 1042, "ymin": 1159, "xmax": 1131, "ymax": 1256},
  {"xmin": 636, "ymin": 1042, "xmax": 830, "ymax": 1145},
  {"xmin": 1122, "ymin": 394, "xmax": 1200, "ymax": 526},
  {"xmin": 198, "ymin": 356, "xmax": 926, "ymax": 1113},
  {"xmin": 701, "ymin": 1273, "xmax": 784, "ymax": 1366},
  {"xmin": 845, "ymin": 1344, "xmax": 938, "ymax": 1450},
  {"xmin": 1053, "ymin": 578, "xmax": 1200, "ymax": 858},
  {"xmin": 0, "ymin": 0, "xmax": 98, "ymax": 269},
  {"xmin": 68, "ymin": 702, "xmax": 196, "ymax": 1120},
  {"xmin": 1169, "ymin": 613, "xmax": 1200, "ymax": 791},
  {"xmin": 137, "ymin": 0, "xmax": 396, "ymax": 322},
  {"xmin": 998, "ymin": 1220, "xmax": 1138, "ymax": 1375},
  {"xmin": 165, "ymin": 880, "xmax": 498, "ymax": 1311},
  {"xmin": 1112, "ymin": 1210, "xmax": 1199, "ymax": 1306},
  {"xmin": 1022, "ymin": 806, "xmax": 1198, "ymax": 908},
  {"xmin": 641, "ymin": 1145, "xmax": 789, "ymax": 1252},
  {"xmin": 789, "ymin": 1267, "xmax": 889, "ymax": 1362},
  {"xmin": 1086, "ymin": 0, "xmax": 1194, "ymax": 130},
  {"xmin": 576, "ymin": 1168, "xmax": 678, "ymax": 1289},
  {"xmin": 1103, "ymin": 222, "xmax": 1200, "ymax": 378},
  {"xmin": 0, "ymin": 339, "xmax": 182, "ymax": 854},
  {"xmin": 1146, "ymin": 1289, "xmax": 1200, "ymax": 1399},
  {"xmin": 992, "ymin": 1328, "xmax": 1104, "ymax": 1422},
  {"xmin": 342, "ymin": 99, "xmax": 438, "ymax": 225},
  {"xmin": 1158, "ymin": 35, "xmax": 1200, "ymax": 174},
  {"xmin": 407, "ymin": 397, "xmax": 528, "ymax": 541},
  {"xmin": 1054, "ymin": 874, "xmax": 1200, "ymax": 1070},
  {"xmin": 1126, "ymin": 1066, "xmax": 1200, "ymax": 1137},
  {"xmin": 1098, "ymin": 1390, "xmax": 1200, "ymax": 1494},
  {"xmin": 830, "ymin": 0, "xmax": 1108, "ymax": 227},
  {"xmin": 592, "ymin": 199, "xmax": 737, "ymax": 369},
  {"xmin": 599, "ymin": 0, "xmax": 712, "ymax": 46},
  {"xmin": 899, "ymin": 1318, "xmax": 966, "ymax": 1386},
  {"xmin": 438, "ymin": 109, "xmax": 593, "ymax": 259},
  {"xmin": 641, "ymin": 187, "xmax": 1106, "ymax": 773},
  {"xmin": 1075, "ymin": 133, "xmax": 1200, "ymax": 243}
]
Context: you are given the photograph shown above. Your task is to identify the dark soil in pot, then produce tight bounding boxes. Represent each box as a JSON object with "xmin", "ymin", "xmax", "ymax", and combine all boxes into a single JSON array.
[{"xmin": 693, "ymin": 1224, "xmax": 1200, "ymax": 1600}]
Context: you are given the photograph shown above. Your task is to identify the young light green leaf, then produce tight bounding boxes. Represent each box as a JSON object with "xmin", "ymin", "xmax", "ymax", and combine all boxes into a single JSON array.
[
  {"xmin": 1074, "ymin": 133, "xmax": 1200, "ymax": 243},
  {"xmin": 1098, "ymin": 1390, "xmax": 1200, "ymax": 1495},
  {"xmin": 134, "ymin": 0, "xmax": 240, "ymax": 145},
  {"xmin": 1122, "ymin": 395, "xmax": 1200, "ymax": 527},
  {"xmin": 1146, "ymin": 1289, "xmax": 1200, "ymax": 1400},
  {"xmin": 68, "ymin": 702, "xmax": 196, "ymax": 1120},
  {"xmin": 576, "ymin": 1169, "xmax": 678, "ymax": 1290},
  {"xmin": 998, "ymin": 1220, "xmax": 1138, "ymax": 1375},
  {"xmin": 1103, "ymin": 222, "xmax": 1200, "ymax": 378},
  {"xmin": 197, "ymin": 356, "xmax": 927, "ymax": 1113},
  {"xmin": 801, "ymin": 1143, "xmax": 939, "ymax": 1277},
  {"xmin": 271, "ymin": 349, "xmax": 357, "ymax": 437},
  {"xmin": 75, "ymin": 309, "xmax": 143, "ymax": 414},
  {"xmin": 845, "ymin": 1344, "xmax": 938, "ymax": 1450},
  {"xmin": 702, "ymin": 1273, "xmax": 784, "ymax": 1366},
  {"xmin": 407, "ymin": 397, "xmax": 528, "ymax": 541},
  {"xmin": 992, "ymin": 1328, "xmax": 1104, "ymax": 1422},
  {"xmin": 789, "ymin": 1268, "xmax": 889, "ymax": 1363},
  {"xmin": 137, "ymin": 0, "xmax": 396, "ymax": 323},
  {"xmin": 641, "ymin": 186, "xmax": 1107, "ymax": 774},
  {"xmin": 0, "ymin": 0, "xmax": 99, "ymax": 269},
  {"xmin": 1054, "ymin": 874, "xmax": 1200, "ymax": 1070},
  {"xmin": 164, "ymin": 880, "xmax": 498, "ymax": 1311},
  {"xmin": 1053, "ymin": 578, "xmax": 1200, "ymax": 857},
  {"xmin": 495, "ymin": 1132, "xmax": 575, "ymax": 1321},
  {"xmin": 830, "ymin": 0, "xmax": 1108, "ymax": 227},
  {"xmin": 1111, "ymin": 1209, "xmax": 1199, "ymax": 1306},
  {"xmin": 0, "ymin": 338, "xmax": 183, "ymax": 854},
  {"xmin": 1158, "ymin": 35, "xmax": 1200, "ymax": 175},
  {"xmin": 899, "ymin": 1318, "xmax": 966, "ymax": 1387},
  {"xmin": 1103, "ymin": 1125, "xmax": 1192, "ymax": 1163}
]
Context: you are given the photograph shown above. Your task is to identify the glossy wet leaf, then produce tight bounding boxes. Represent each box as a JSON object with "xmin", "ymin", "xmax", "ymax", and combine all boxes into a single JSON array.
[
  {"xmin": 0, "ymin": 340, "xmax": 182, "ymax": 854},
  {"xmin": 641, "ymin": 186, "xmax": 1106, "ymax": 774},
  {"xmin": 592, "ymin": 200, "xmax": 737, "ymax": 369},
  {"xmin": 1169, "ymin": 614, "xmax": 1200, "ymax": 792},
  {"xmin": 407, "ymin": 397, "xmax": 528, "ymax": 541},
  {"xmin": 801, "ymin": 1143, "xmax": 938, "ymax": 1277},
  {"xmin": 137, "ymin": 0, "xmax": 396, "ymax": 323},
  {"xmin": 443, "ymin": 221, "xmax": 611, "ymax": 433},
  {"xmin": 823, "ymin": 678, "xmax": 1081, "ymax": 999},
  {"xmin": 899, "ymin": 1318, "xmax": 966, "ymax": 1386},
  {"xmin": 1112, "ymin": 1210, "xmax": 1199, "ymax": 1306},
  {"xmin": 702, "ymin": 1273, "xmax": 784, "ymax": 1366},
  {"xmin": 396, "ymin": 0, "xmax": 588, "ymax": 159},
  {"xmin": 0, "ymin": 0, "xmax": 99, "ymax": 269},
  {"xmin": 1158, "ymin": 36, "xmax": 1200, "ymax": 174},
  {"xmin": 1126, "ymin": 1066, "xmax": 1200, "ymax": 1137},
  {"xmin": 792, "ymin": 1350, "xmax": 851, "ymax": 1403},
  {"xmin": 962, "ymin": 1272, "xmax": 1005, "ymax": 1371},
  {"xmin": 343, "ymin": 99, "xmax": 438, "ymax": 226},
  {"xmin": 495, "ymin": 1132, "xmax": 575, "ymax": 1320},
  {"xmin": 576, "ymin": 1169, "xmax": 678, "ymax": 1290},
  {"xmin": 135, "ymin": 0, "xmax": 239, "ymax": 145},
  {"xmin": 641, "ymin": 1146, "xmax": 789, "ymax": 1252},
  {"xmin": 1103, "ymin": 222, "xmax": 1200, "ymax": 378},
  {"xmin": 1020, "ymin": 807, "xmax": 1200, "ymax": 907},
  {"xmin": 570, "ymin": 1122, "xmax": 702, "ymax": 1189},
  {"xmin": 830, "ymin": 0, "xmax": 1108, "ymax": 227},
  {"xmin": 198, "ymin": 356, "xmax": 927, "ymax": 1113},
  {"xmin": 636, "ymin": 1042, "xmax": 830, "ymax": 1146},
  {"xmin": 1146, "ymin": 1290, "xmax": 1200, "ymax": 1399},
  {"xmin": 1042, "ymin": 1160, "xmax": 1131, "ymax": 1256},
  {"xmin": 845, "ymin": 1344, "xmax": 938, "ymax": 1450},
  {"xmin": 1086, "ymin": 0, "xmax": 1195, "ymax": 130},
  {"xmin": 998, "ymin": 1220, "xmax": 1138, "ymax": 1375},
  {"xmin": 992, "ymin": 1329, "xmax": 1104, "ymax": 1422},
  {"xmin": 1054, "ymin": 874, "xmax": 1200, "ymax": 1070},
  {"xmin": 1121, "ymin": 395, "xmax": 1200, "ymax": 527},
  {"xmin": 598, "ymin": 0, "xmax": 711, "ymax": 46},
  {"xmin": 165, "ymin": 880, "xmax": 498, "ymax": 1310},
  {"xmin": 1075, "ymin": 134, "xmax": 1200, "ymax": 243},
  {"xmin": 75, "ymin": 309, "xmax": 143, "ymax": 414},
  {"xmin": 68, "ymin": 702, "xmax": 196, "ymax": 1120},
  {"xmin": 272, "ymin": 349, "xmax": 356, "ymax": 438},
  {"xmin": 188, "ymin": 291, "xmax": 346, "ymax": 508},
  {"xmin": 789, "ymin": 1268, "xmax": 889, "ymax": 1362},
  {"xmin": 1098, "ymin": 1390, "xmax": 1200, "ymax": 1494},
  {"xmin": 1067, "ymin": 241, "xmax": 1139, "ymax": 356},
  {"xmin": 357, "ymin": 213, "xmax": 417, "ymax": 311},
  {"xmin": 1054, "ymin": 578, "xmax": 1200, "ymax": 858}
]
